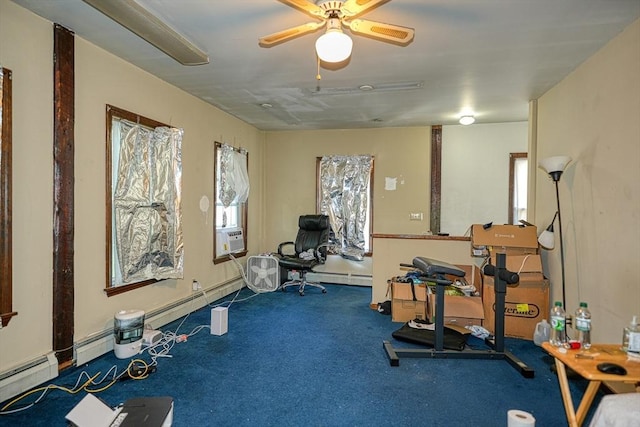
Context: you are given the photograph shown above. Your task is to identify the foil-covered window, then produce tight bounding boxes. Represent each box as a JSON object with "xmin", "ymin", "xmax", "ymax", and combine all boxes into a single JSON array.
[
  {"xmin": 318, "ymin": 155, "xmax": 373, "ymax": 261},
  {"xmin": 111, "ymin": 118, "xmax": 184, "ymax": 286},
  {"xmin": 214, "ymin": 143, "xmax": 249, "ymax": 261}
]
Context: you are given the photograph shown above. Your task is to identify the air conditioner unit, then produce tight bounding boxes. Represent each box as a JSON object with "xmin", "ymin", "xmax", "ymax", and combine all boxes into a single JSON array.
[{"xmin": 216, "ymin": 227, "xmax": 245, "ymax": 255}]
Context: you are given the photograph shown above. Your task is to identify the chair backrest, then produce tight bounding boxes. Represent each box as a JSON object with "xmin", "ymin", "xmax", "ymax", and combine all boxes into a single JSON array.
[{"xmin": 294, "ymin": 215, "xmax": 330, "ymax": 261}]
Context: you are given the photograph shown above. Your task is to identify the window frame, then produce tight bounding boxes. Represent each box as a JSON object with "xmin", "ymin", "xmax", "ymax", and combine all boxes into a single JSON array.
[
  {"xmin": 212, "ymin": 141, "xmax": 248, "ymax": 264},
  {"xmin": 508, "ymin": 152, "xmax": 528, "ymax": 224},
  {"xmin": 104, "ymin": 105, "xmax": 171, "ymax": 296}
]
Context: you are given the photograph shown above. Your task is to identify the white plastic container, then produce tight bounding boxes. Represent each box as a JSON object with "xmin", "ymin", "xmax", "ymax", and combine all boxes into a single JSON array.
[
  {"xmin": 114, "ymin": 309, "xmax": 145, "ymax": 359},
  {"xmin": 533, "ymin": 319, "xmax": 550, "ymax": 346}
]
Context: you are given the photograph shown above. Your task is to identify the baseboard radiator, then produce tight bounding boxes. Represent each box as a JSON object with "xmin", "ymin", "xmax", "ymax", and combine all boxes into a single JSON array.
[
  {"xmin": 0, "ymin": 277, "xmax": 243, "ymax": 403},
  {"xmin": 0, "ymin": 353, "xmax": 58, "ymax": 404},
  {"xmin": 306, "ymin": 272, "xmax": 372, "ymax": 287}
]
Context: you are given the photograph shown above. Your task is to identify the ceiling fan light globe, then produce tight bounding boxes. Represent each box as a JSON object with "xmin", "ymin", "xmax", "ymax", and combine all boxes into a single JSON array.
[{"xmin": 316, "ymin": 30, "xmax": 353, "ymax": 63}]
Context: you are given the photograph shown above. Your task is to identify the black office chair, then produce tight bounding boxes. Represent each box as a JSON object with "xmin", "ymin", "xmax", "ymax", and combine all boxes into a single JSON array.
[{"xmin": 277, "ymin": 214, "xmax": 330, "ymax": 296}]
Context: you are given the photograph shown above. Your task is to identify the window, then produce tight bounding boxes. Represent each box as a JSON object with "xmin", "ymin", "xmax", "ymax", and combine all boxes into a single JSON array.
[
  {"xmin": 509, "ymin": 153, "xmax": 528, "ymax": 224},
  {"xmin": 316, "ymin": 155, "xmax": 374, "ymax": 260},
  {"xmin": 213, "ymin": 142, "xmax": 248, "ymax": 263},
  {"xmin": 0, "ymin": 67, "xmax": 15, "ymax": 326},
  {"xmin": 105, "ymin": 105, "xmax": 184, "ymax": 296}
]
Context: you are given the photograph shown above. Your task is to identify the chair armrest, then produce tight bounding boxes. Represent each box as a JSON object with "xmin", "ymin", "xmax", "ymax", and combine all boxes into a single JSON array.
[
  {"xmin": 315, "ymin": 243, "xmax": 331, "ymax": 263},
  {"xmin": 278, "ymin": 241, "xmax": 295, "ymax": 257}
]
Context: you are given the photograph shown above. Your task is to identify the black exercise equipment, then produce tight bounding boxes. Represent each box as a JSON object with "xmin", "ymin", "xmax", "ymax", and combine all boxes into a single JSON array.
[{"xmin": 383, "ymin": 253, "xmax": 534, "ymax": 378}]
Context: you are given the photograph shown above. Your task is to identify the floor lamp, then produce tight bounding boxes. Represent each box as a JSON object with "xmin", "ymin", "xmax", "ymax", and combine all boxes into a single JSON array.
[{"xmin": 538, "ymin": 156, "xmax": 572, "ymax": 312}]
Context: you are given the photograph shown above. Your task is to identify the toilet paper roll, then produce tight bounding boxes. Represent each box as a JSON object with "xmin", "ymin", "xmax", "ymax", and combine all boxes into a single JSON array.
[{"xmin": 507, "ymin": 409, "xmax": 536, "ymax": 427}]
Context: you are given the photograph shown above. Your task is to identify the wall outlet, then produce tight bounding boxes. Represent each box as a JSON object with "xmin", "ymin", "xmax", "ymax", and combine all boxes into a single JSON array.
[
  {"xmin": 192, "ymin": 280, "xmax": 201, "ymax": 291},
  {"xmin": 409, "ymin": 212, "xmax": 423, "ymax": 221}
]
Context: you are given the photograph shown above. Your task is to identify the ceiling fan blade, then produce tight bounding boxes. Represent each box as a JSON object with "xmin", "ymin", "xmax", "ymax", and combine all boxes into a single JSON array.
[
  {"xmin": 341, "ymin": 0, "xmax": 391, "ymax": 18},
  {"xmin": 259, "ymin": 22, "xmax": 325, "ymax": 47},
  {"xmin": 344, "ymin": 18, "xmax": 414, "ymax": 46},
  {"xmin": 278, "ymin": 0, "xmax": 326, "ymax": 19}
]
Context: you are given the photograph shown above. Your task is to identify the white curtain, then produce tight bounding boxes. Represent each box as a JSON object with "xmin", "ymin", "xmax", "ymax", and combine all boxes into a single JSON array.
[{"xmin": 218, "ymin": 144, "xmax": 249, "ymax": 208}]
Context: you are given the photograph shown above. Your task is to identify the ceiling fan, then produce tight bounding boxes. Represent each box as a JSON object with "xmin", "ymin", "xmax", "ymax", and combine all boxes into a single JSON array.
[{"xmin": 259, "ymin": 0, "xmax": 415, "ymax": 63}]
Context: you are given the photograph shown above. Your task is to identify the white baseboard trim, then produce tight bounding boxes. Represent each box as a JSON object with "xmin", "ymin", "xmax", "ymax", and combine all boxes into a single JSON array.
[
  {"xmin": 306, "ymin": 272, "xmax": 372, "ymax": 287},
  {"xmin": 0, "ymin": 277, "xmax": 244, "ymax": 403},
  {"xmin": 0, "ymin": 352, "xmax": 58, "ymax": 404}
]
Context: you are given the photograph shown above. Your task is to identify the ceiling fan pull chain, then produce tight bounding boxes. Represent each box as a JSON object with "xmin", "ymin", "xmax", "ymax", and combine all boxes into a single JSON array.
[{"xmin": 316, "ymin": 56, "xmax": 322, "ymax": 92}]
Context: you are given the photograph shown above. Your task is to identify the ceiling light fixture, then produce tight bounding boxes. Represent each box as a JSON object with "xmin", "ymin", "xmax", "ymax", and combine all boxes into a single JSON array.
[
  {"xmin": 81, "ymin": 0, "xmax": 209, "ymax": 66},
  {"xmin": 459, "ymin": 115, "xmax": 475, "ymax": 125},
  {"xmin": 315, "ymin": 17, "xmax": 353, "ymax": 63}
]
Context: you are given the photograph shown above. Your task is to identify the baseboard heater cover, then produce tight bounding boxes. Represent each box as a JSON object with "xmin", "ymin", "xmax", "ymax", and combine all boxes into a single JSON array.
[
  {"xmin": 0, "ymin": 352, "xmax": 58, "ymax": 404},
  {"xmin": 306, "ymin": 272, "xmax": 372, "ymax": 286}
]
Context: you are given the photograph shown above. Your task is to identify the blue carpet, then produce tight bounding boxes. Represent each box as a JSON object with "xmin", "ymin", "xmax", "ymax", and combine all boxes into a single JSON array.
[{"xmin": 0, "ymin": 284, "xmax": 604, "ymax": 426}]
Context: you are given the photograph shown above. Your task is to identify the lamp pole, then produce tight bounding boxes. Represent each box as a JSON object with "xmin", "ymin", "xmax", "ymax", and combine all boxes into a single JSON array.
[{"xmin": 553, "ymin": 179, "xmax": 567, "ymax": 312}]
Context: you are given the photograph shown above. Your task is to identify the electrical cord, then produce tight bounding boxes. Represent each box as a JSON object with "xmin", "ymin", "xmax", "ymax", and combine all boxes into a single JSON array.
[
  {"xmin": 0, "ymin": 358, "xmax": 149, "ymax": 415},
  {"xmin": 2, "ymin": 265, "xmax": 258, "ymax": 415}
]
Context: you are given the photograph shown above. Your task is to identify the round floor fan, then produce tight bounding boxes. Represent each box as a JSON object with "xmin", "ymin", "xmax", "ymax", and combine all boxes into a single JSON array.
[{"xmin": 246, "ymin": 255, "xmax": 280, "ymax": 293}]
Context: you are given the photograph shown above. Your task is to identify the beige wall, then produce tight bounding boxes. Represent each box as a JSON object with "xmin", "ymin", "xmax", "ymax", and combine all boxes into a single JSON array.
[
  {"xmin": 0, "ymin": 1, "xmax": 265, "ymax": 370},
  {"xmin": 442, "ymin": 122, "xmax": 529, "ymax": 236},
  {"xmin": 263, "ymin": 127, "xmax": 432, "ymax": 249},
  {"xmin": 536, "ymin": 19, "xmax": 640, "ymax": 342}
]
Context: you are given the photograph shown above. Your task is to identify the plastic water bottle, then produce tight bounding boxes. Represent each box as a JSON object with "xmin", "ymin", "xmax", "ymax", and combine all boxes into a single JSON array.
[
  {"xmin": 533, "ymin": 319, "xmax": 551, "ymax": 346},
  {"xmin": 622, "ymin": 315, "xmax": 640, "ymax": 352},
  {"xmin": 574, "ymin": 302, "xmax": 591, "ymax": 350},
  {"xmin": 550, "ymin": 301, "xmax": 567, "ymax": 347}
]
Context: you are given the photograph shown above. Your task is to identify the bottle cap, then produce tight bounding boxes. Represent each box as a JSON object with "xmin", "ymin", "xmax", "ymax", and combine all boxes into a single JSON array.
[
  {"xmin": 554, "ymin": 301, "xmax": 562, "ymax": 306},
  {"xmin": 580, "ymin": 302, "xmax": 587, "ymax": 307}
]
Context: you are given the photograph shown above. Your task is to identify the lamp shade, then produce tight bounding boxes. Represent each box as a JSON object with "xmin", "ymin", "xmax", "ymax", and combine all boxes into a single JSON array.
[
  {"xmin": 538, "ymin": 229, "xmax": 555, "ymax": 250},
  {"xmin": 315, "ymin": 29, "xmax": 352, "ymax": 63},
  {"xmin": 539, "ymin": 156, "xmax": 571, "ymax": 181}
]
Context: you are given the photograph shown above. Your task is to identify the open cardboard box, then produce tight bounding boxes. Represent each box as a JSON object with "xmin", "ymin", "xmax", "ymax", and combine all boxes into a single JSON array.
[
  {"xmin": 390, "ymin": 264, "xmax": 484, "ymax": 326},
  {"xmin": 471, "ymin": 224, "xmax": 539, "ymax": 257},
  {"xmin": 427, "ymin": 293, "xmax": 484, "ymax": 328}
]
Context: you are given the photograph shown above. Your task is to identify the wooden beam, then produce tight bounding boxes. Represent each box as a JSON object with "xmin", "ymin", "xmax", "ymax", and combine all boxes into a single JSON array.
[
  {"xmin": 430, "ymin": 125, "xmax": 442, "ymax": 234},
  {"xmin": 0, "ymin": 67, "xmax": 16, "ymax": 327},
  {"xmin": 53, "ymin": 24, "xmax": 75, "ymax": 367}
]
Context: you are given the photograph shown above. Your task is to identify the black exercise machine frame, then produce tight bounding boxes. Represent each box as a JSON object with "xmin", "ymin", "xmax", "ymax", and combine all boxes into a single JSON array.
[{"xmin": 383, "ymin": 253, "xmax": 534, "ymax": 378}]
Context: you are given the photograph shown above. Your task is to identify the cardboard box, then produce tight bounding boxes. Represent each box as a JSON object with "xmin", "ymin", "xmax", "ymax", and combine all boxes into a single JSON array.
[
  {"xmin": 489, "ymin": 254, "xmax": 545, "ymax": 281},
  {"xmin": 390, "ymin": 280, "xmax": 429, "ymax": 323},
  {"xmin": 390, "ymin": 283, "xmax": 484, "ymax": 327},
  {"xmin": 390, "ymin": 263, "xmax": 484, "ymax": 323},
  {"xmin": 427, "ymin": 293, "xmax": 485, "ymax": 328},
  {"xmin": 471, "ymin": 224, "xmax": 539, "ymax": 257},
  {"xmin": 482, "ymin": 277, "xmax": 550, "ymax": 339}
]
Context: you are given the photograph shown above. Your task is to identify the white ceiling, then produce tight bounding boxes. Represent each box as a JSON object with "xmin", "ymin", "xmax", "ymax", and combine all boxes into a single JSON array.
[{"xmin": 10, "ymin": 0, "xmax": 640, "ymax": 131}]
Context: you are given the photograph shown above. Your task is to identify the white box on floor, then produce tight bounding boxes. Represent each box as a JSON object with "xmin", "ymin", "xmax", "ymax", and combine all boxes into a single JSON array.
[{"xmin": 211, "ymin": 307, "xmax": 228, "ymax": 336}]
